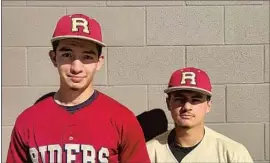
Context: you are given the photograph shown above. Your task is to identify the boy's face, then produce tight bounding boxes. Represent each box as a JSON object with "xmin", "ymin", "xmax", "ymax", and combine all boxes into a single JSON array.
[
  {"xmin": 49, "ymin": 38, "xmax": 103, "ymax": 91},
  {"xmin": 167, "ymin": 90, "xmax": 211, "ymax": 129}
]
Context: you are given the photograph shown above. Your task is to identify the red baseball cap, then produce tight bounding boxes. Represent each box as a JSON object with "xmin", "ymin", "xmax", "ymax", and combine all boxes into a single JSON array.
[
  {"xmin": 164, "ymin": 67, "xmax": 212, "ymax": 96},
  {"xmin": 51, "ymin": 14, "xmax": 106, "ymax": 47}
]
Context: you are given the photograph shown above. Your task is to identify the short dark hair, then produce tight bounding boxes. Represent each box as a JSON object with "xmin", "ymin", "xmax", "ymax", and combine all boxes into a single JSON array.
[{"xmin": 52, "ymin": 40, "xmax": 102, "ymax": 57}]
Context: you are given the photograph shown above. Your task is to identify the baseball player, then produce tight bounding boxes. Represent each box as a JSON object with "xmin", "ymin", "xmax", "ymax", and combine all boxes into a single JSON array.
[
  {"xmin": 146, "ymin": 67, "xmax": 254, "ymax": 163},
  {"xmin": 6, "ymin": 14, "xmax": 150, "ymax": 163}
]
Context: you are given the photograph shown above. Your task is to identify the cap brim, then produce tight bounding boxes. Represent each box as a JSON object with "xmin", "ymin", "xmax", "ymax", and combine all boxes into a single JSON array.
[
  {"xmin": 51, "ymin": 35, "xmax": 106, "ymax": 47},
  {"xmin": 164, "ymin": 86, "xmax": 212, "ymax": 96}
]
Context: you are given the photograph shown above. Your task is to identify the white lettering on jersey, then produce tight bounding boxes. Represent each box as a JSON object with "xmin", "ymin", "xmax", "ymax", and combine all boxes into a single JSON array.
[
  {"xmin": 48, "ymin": 144, "xmax": 62, "ymax": 163},
  {"xmin": 181, "ymin": 72, "xmax": 196, "ymax": 85},
  {"xmin": 29, "ymin": 144, "xmax": 109, "ymax": 162},
  {"xmin": 38, "ymin": 146, "xmax": 47, "ymax": 163},
  {"xmin": 65, "ymin": 144, "xmax": 80, "ymax": 162},
  {"xmin": 81, "ymin": 145, "xmax": 95, "ymax": 162},
  {"xmin": 99, "ymin": 147, "xmax": 109, "ymax": 163},
  {"xmin": 29, "ymin": 147, "xmax": 39, "ymax": 163},
  {"xmin": 72, "ymin": 18, "xmax": 90, "ymax": 33}
]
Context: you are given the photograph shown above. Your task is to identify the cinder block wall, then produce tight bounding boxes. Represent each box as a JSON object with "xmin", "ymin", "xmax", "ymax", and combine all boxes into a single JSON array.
[{"xmin": 2, "ymin": 0, "xmax": 269, "ymax": 162}]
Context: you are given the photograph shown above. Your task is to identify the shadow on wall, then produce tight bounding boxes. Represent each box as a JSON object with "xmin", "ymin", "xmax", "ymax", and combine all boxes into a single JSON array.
[
  {"xmin": 137, "ymin": 108, "xmax": 168, "ymax": 141},
  {"xmin": 34, "ymin": 92, "xmax": 168, "ymax": 142}
]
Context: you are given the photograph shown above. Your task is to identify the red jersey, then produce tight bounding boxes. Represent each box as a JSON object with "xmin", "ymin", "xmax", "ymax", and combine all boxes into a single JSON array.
[{"xmin": 6, "ymin": 91, "xmax": 150, "ymax": 163}]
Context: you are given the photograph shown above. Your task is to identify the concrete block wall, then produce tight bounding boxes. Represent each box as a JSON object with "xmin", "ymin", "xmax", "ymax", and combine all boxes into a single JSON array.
[{"xmin": 2, "ymin": 0, "xmax": 269, "ymax": 162}]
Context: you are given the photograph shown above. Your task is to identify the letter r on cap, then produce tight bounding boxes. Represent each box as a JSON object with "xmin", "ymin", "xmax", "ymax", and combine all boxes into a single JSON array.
[
  {"xmin": 181, "ymin": 72, "xmax": 196, "ymax": 85},
  {"xmin": 71, "ymin": 18, "xmax": 90, "ymax": 33}
]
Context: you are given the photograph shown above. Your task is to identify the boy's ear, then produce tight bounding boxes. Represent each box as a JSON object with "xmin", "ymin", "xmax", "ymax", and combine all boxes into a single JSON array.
[
  {"xmin": 49, "ymin": 50, "xmax": 57, "ymax": 67},
  {"xmin": 166, "ymin": 97, "xmax": 171, "ymax": 111},
  {"xmin": 206, "ymin": 100, "xmax": 212, "ymax": 113},
  {"xmin": 96, "ymin": 55, "xmax": 104, "ymax": 71}
]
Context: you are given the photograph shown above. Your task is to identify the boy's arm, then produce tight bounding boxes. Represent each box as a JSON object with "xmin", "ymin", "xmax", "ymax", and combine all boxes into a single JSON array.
[
  {"xmin": 6, "ymin": 124, "xmax": 29, "ymax": 163},
  {"xmin": 119, "ymin": 114, "xmax": 151, "ymax": 163},
  {"xmin": 231, "ymin": 144, "xmax": 254, "ymax": 163}
]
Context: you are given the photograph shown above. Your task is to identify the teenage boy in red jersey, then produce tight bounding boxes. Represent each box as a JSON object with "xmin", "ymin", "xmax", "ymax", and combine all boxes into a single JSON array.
[{"xmin": 6, "ymin": 13, "xmax": 150, "ymax": 163}]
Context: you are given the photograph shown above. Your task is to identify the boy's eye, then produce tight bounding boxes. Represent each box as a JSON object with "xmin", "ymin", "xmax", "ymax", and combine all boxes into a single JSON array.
[
  {"xmin": 61, "ymin": 53, "xmax": 72, "ymax": 58},
  {"xmin": 84, "ymin": 55, "xmax": 94, "ymax": 60},
  {"xmin": 174, "ymin": 98, "xmax": 184, "ymax": 103},
  {"xmin": 191, "ymin": 99, "xmax": 202, "ymax": 104}
]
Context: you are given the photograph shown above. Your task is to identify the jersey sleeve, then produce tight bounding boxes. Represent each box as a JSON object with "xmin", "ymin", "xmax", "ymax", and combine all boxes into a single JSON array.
[
  {"xmin": 146, "ymin": 140, "xmax": 157, "ymax": 163},
  {"xmin": 231, "ymin": 144, "xmax": 254, "ymax": 163},
  {"xmin": 119, "ymin": 113, "xmax": 151, "ymax": 163},
  {"xmin": 6, "ymin": 123, "xmax": 29, "ymax": 163}
]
